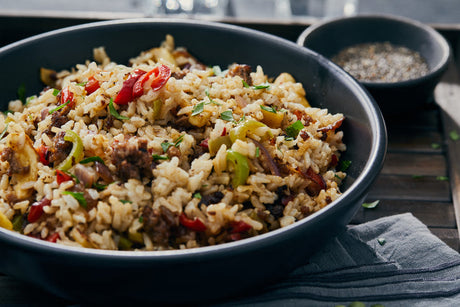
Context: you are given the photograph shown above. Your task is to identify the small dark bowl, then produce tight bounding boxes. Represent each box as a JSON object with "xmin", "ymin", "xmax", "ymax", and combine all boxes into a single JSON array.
[
  {"xmin": 297, "ymin": 14, "xmax": 451, "ymax": 115},
  {"xmin": 0, "ymin": 19, "xmax": 386, "ymax": 304}
]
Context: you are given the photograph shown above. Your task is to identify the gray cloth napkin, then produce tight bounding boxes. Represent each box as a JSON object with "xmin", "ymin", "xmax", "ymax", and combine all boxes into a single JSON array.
[{"xmin": 220, "ymin": 213, "xmax": 460, "ymax": 307}]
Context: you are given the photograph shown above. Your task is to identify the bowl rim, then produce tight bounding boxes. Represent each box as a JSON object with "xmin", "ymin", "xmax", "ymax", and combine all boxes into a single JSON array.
[
  {"xmin": 296, "ymin": 14, "xmax": 451, "ymax": 88},
  {"xmin": 0, "ymin": 18, "xmax": 387, "ymax": 261}
]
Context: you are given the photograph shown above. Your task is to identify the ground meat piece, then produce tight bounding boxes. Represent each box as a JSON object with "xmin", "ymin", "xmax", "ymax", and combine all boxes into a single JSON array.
[
  {"xmin": 142, "ymin": 206, "xmax": 179, "ymax": 245},
  {"xmin": 228, "ymin": 64, "xmax": 253, "ymax": 86},
  {"xmin": 0, "ymin": 147, "xmax": 30, "ymax": 175},
  {"xmin": 199, "ymin": 191, "xmax": 225, "ymax": 206},
  {"xmin": 48, "ymin": 131, "xmax": 72, "ymax": 166},
  {"xmin": 111, "ymin": 138, "xmax": 153, "ymax": 181},
  {"xmin": 166, "ymin": 145, "xmax": 181, "ymax": 159},
  {"xmin": 171, "ymin": 69, "xmax": 189, "ymax": 80}
]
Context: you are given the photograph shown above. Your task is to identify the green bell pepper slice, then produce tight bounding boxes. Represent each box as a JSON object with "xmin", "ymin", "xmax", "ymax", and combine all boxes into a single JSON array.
[
  {"xmin": 226, "ymin": 149, "xmax": 249, "ymax": 188},
  {"xmin": 56, "ymin": 130, "xmax": 84, "ymax": 171},
  {"xmin": 229, "ymin": 119, "xmax": 272, "ymax": 143}
]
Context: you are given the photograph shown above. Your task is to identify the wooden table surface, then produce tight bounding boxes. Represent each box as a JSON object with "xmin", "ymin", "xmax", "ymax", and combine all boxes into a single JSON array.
[{"xmin": 0, "ymin": 16, "xmax": 459, "ymax": 304}]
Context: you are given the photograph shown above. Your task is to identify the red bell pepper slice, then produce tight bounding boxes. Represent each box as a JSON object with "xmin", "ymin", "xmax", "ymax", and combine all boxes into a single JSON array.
[
  {"xmin": 114, "ymin": 69, "xmax": 147, "ymax": 105},
  {"xmin": 46, "ymin": 232, "xmax": 60, "ymax": 243},
  {"xmin": 60, "ymin": 86, "xmax": 75, "ymax": 107},
  {"xmin": 230, "ymin": 221, "xmax": 252, "ymax": 234},
  {"xmin": 28, "ymin": 198, "xmax": 51, "ymax": 223},
  {"xmin": 56, "ymin": 170, "xmax": 73, "ymax": 185},
  {"xmin": 85, "ymin": 76, "xmax": 100, "ymax": 94},
  {"xmin": 36, "ymin": 144, "xmax": 49, "ymax": 166},
  {"xmin": 179, "ymin": 213, "xmax": 206, "ymax": 232},
  {"xmin": 132, "ymin": 64, "xmax": 171, "ymax": 98}
]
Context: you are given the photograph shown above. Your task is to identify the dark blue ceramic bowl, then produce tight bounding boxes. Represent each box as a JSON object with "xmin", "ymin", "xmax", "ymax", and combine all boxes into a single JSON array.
[
  {"xmin": 0, "ymin": 19, "xmax": 386, "ymax": 304},
  {"xmin": 297, "ymin": 14, "xmax": 451, "ymax": 115}
]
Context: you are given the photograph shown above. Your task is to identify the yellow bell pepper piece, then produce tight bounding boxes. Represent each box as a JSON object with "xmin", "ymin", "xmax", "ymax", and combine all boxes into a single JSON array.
[{"xmin": 0, "ymin": 211, "xmax": 13, "ymax": 230}]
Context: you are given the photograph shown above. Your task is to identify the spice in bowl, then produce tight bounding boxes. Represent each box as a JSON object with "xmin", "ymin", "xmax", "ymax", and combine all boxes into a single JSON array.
[{"xmin": 331, "ymin": 42, "xmax": 429, "ymax": 83}]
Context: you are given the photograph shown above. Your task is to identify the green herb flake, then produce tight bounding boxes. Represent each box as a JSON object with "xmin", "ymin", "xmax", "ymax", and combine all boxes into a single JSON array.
[
  {"xmin": 255, "ymin": 147, "xmax": 260, "ymax": 158},
  {"xmin": 62, "ymin": 170, "xmax": 80, "ymax": 184},
  {"xmin": 220, "ymin": 110, "xmax": 234, "ymax": 122},
  {"xmin": 52, "ymin": 89, "xmax": 60, "ymax": 96},
  {"xmin": 138, "ymin": 216, "xmax": 144, "ymax": 223},
  {"xmin": 436, "ymin": 176, "xmax": 449, "ymax": 181},
  {"xmin": 76, "ymin": 81, "xmax": 88, "ymax": 87},
  {"xmin": 260, "ymin": 105, "xmax": 277, "ymax": 114},
  {"xmin": 161, "ymin": 135, "xmax": 184, "ymax": 153},
  {"xmin": 109, "ymin": 98, "xmax": 130, "ymax": 120},
  {"xmin": 431, "ymin": 143, "xmax": 441, "ymax": 149},
  {"xmin": 0, "ymin": 123, "xmax": 9, "ymax": 141},
  {"xmin": 377, "ymin": 238, "xmax": 386, "ymax": 246},
  {"xmin": 120, "ymin": 200, "xmax": 132, "ymax": 204},
  {"xmin": 62, "ymin": 191, "xmax": 87, "ymax": 208},
  {"xmin": 48, "ymin": 99, "xmax": 71, "ymax": 115},
  {"xmin": 193, "ymin": 192, "xmax": 202, "ymax": 199},
  {"xmin": 205, "ymin": 89, "xmax": 221, "ymax": 106},
  {"xmin": 93, "ymin": 182, "xmax": 108, "ymax": 190},
  {"xmin": 152, "ymin": 154, "xmax": 169, "ymax": 161},
  {"xmin": 79, "ymin": 156, "xmax": 105, "ymax": 165},
  {"xmin": 174, "ymin": 134, "xmax": 184, "ymax": 147},
  {"xmin": 17, "ymin": 84, "xmax": 26, "ymax": 105},
  {"xmin": 253, "ymin": 83, "xmax": 270, "ymax": 90},
  {"xmin": 339, "ymin": 160, "xmax": 352, "ymax": 172},
  {"xmin": 285, "ymin": 120, "xmax": 304, "ymax": 138},
  {"xmin": 242, "ymin": 80, "xmax": 250, "ymax": 88},
  {"xmin": 362, "ymin": 200, "xmax": 380, "ymax": 209},
  {"xmin": 284, "ymin": 136, "xmax": 295, "ymax": 141},
  {"xmin": 192, "ymin": 101, "xmax": 205, "ymax": 116},
  {"xmin": 449, "ymin": 130, "xmax": 460, "ymax": 141}
]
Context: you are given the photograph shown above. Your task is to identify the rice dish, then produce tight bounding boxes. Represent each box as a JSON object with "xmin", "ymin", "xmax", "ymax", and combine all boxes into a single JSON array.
[{"xmin": 0, "ymin": 35, "xmax": 346, "ymax": 250}]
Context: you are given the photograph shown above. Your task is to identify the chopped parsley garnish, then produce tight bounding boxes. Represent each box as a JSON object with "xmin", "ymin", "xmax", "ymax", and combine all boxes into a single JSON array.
[
  {"xmin": 242, "ymin": 80, "xmax": 270, "ymax": 90},
  {"xmin": 192, "ymin": 101, "xmax": 205, "ymax": 116},
  {"xmin": 339, "ymin": 160, "xmax": 352, "ymax": 172},
  {"xmin": 48, "ymin": 99, "xmax": 71, "ymax": 114},
  {"xmin": 449, "ymin": 130, "xmax": 460, "ymax": 141},
  {"xmin": 255, "ymin": 147, "xmax": 260, "ymax": 158},
  {"xmin": 362, "ymin": 200, "xmax": 379, "ymax": 209},
  {"xmin": 17, "ymin": 84, "xmax": 26, "ymax": 105},
  {"xmin": 52, "ymin": 89, "xmax": 60, "ymax": 96},
  {"xmin": 138, "ymin": 216, "xmax": 144, "ymax": 223},
  {"xmin": 79, "ymin": 156, "xmax": 105, "ymax": 165},
  {"xmin": 62, "ymin": 191, "xmax": 87, "ymax": 208},
  {"xmin": 93, "ymin": 182, "xmax": 108, "ymax": 190},
  {"xmin": 109, "ymin": 98, "xmax": 130, "ymax": 120},
  {"xmin": 284, "ymin": 136, "xmax": 294, "ymax": 141},
  {"xmin": 152, "ymin": 154, "xmax": 169, "ymax": 161},
  {"xmin": 431, "ymin": 143, "xmax": 441, "ymax": 149},
  {"xmin": 161, "ymin": 135, "xmax": 184, "ymax": 153},
  {"xmin": 120, "ymin": 200, "xmax": 133, "ymax": 204},
  {"xmin": 377, "ymin": 238, "xmax": 386, "ymax": 246},
  {"xmin": 193, "ymin": 192, "xmax": 202, "ymax": 199},
  {"xmin": 285, "ymin": 120, "xmax": 304, "ymax": 138},
  {"xmin": 76, "ymin": 81, "xmax": 88, "ymax": 87},
  {"xmin": 220, "ymin": 110, "xmax": 234, "ymax": 122},
  {"xmin": 253, "ymin": 83, "xmax": 270, "ymax": 90},
  {"xmin": 436, "ymin": 176, "xmax": 449, "ymax": 181},
  {"xmin": 205, "ymin": 89, "xmax": 221, "ymax": 105},
  {"xmin": 0, "ymin": 123, "xmax": 9, "ymax": 141},
  {"xmin": 260, "ymin": 105, "xmax": 277, "ymax": 114}
]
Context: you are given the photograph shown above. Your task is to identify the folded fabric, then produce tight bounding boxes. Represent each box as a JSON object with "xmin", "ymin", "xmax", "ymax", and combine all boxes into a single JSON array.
[{"xmin": 219, "ymin": 213, "xmax": 460, "ymax": 307}]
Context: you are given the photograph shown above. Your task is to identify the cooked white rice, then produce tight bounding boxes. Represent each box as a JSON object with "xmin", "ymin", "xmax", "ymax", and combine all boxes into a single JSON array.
[{"xmin": 0, "ymin": 35, "xmax": 346, "ymax": 250}]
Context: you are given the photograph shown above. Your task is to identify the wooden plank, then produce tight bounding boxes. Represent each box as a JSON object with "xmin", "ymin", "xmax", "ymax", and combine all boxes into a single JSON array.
[
  {"xmin": 351, "ymin": 199, "xmax": 456, "ymax": 228},
  {"xmin": 368, "ymin": 174, "xmax": 451, "ymax": 202},
  {"xmin": 435, "ymin": 60, "xmax": 460, "ymax": 242},
  {"xmin": 387, "ymin": 129, "xmax": 444, "ymax": 153},
  {"xmin": 381, "ymin": 152, "xmax": 447, "ymax": 176}
]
